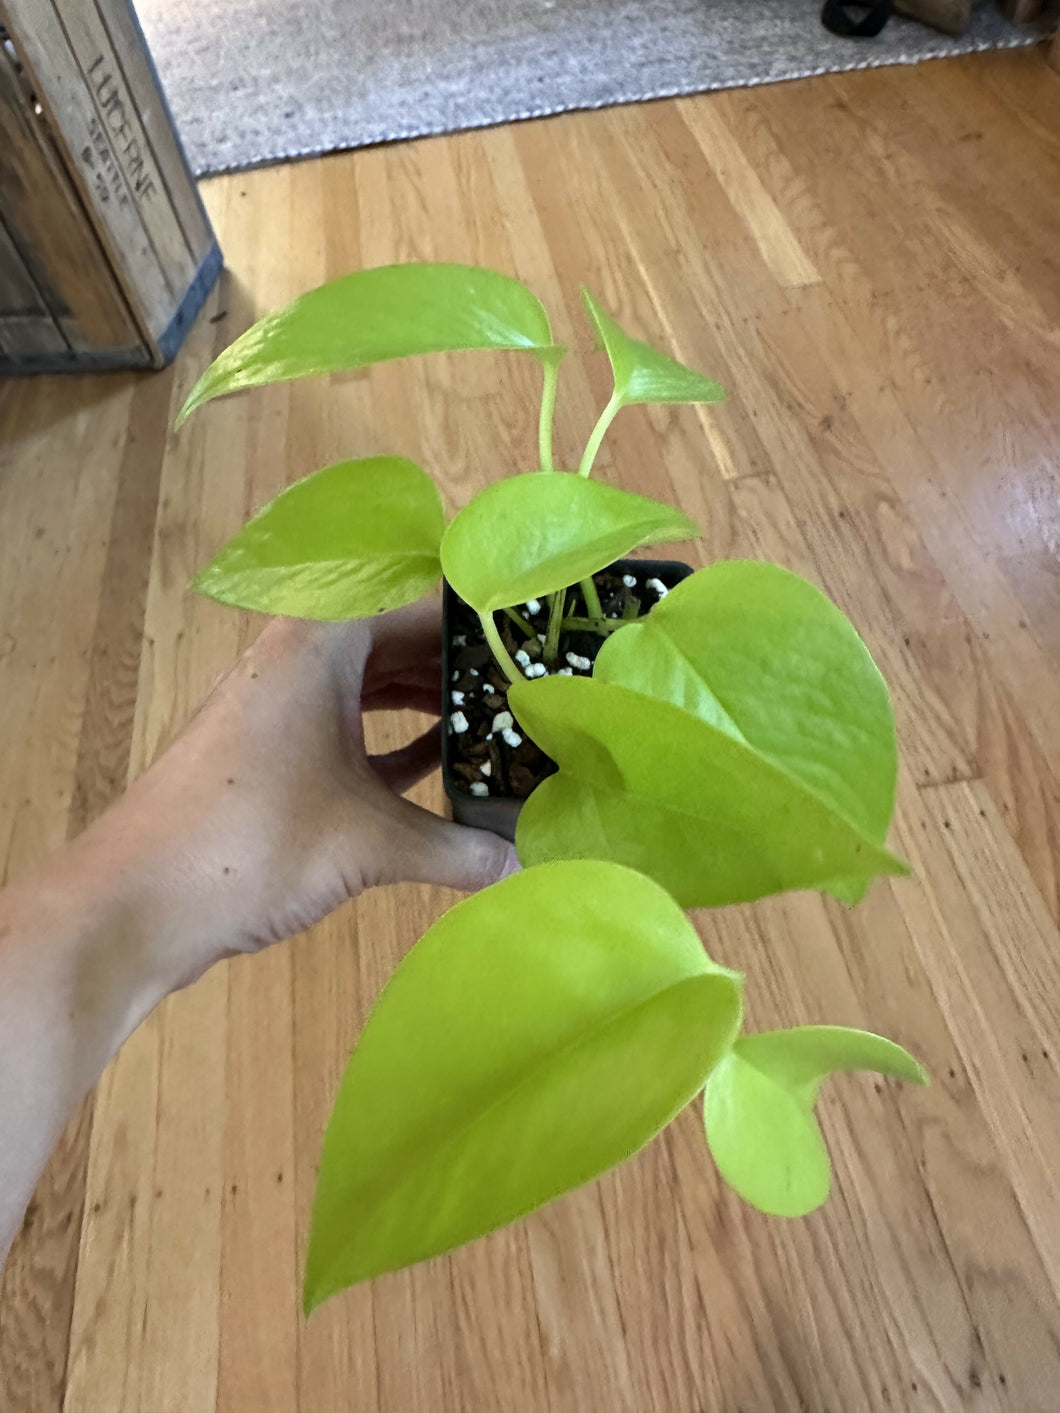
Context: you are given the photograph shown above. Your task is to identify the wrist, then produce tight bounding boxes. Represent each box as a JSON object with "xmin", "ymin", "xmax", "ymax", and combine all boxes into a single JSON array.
[
  {"xmin": 3, "ymin": 832, "xmax": 177, "ymax": 1055},
  {"xmin": 0, "ymin": 800, "xmax": 206, "ymax": 1260},
  {"xmin": 4, "ymin": 784, "xmax": 225, "ymax": 1050},
  {"xmin": 0, "ymin": 847, "xmax": 174, "ymax": 1195}
]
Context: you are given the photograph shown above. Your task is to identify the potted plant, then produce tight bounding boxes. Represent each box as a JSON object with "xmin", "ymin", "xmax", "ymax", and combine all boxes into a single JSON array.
[{"xmin": 178, "ymin": 262, "xmax": 926, "ymax": 1313}]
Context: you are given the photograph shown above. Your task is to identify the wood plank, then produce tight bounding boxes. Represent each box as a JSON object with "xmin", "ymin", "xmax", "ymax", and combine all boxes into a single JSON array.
[
  {"xmin": 63, "ymin": 282, "xmax": 231, "ymax": 1413},
  {"xmin": 675, "ymin": 97, "xmax": 821, "ymax": 290},
  {"xmin": 14, "ymin": 366, "xmax": 174, "ymax": 1413},
  {"xmin": 291, "ymin": 915, "xmax": 378, "ymax": 1413},
  {"xmin": 0, "ymin": 217, "xmax": 44, "ymax": 317},
  {"xmin": 40, "ymin": 0, "xmax": 200, "ymax": 288},
  {"xmin": 856, "ymin": 65, "xmax": 1060, "ymax": 330},
  {"xmin": 209, "ymin": 162, "xmax": 300, "ymax": 1413},
  {"xmin": 0, "ymin": 315, "xmax": 67, "ymax": 360},
  {"xmin": 697, "ymin": 865, "xmax": 1060, "ymax": 1411},
  {"xmin": 1, "ymin": 0, "xmax": 171, "ymax": 341},
  {"xmin": 0, "ymin": 35, "xmax": 140, "ymax": 353},
  {"xmin": 54, "ymin": 374, "xmax": 189, "ymax": 1413},
  {"xmin": 893, "ymin": 779, "xmax": 1060, "ymax": 1302},
  {"xmin": 0, "ymin": 221, "xmax": 67, "ymax": 358},
  {"xmin": 0, "ymin": 371, "xmax": 144, "ymax": 1412},
  {"xmin": 84, "ymin": 0, "xmax": 213, "ymax": 268},
  {"xmin": 777, "ymin": 281, "xmax": 1060, "ymax": 917}
]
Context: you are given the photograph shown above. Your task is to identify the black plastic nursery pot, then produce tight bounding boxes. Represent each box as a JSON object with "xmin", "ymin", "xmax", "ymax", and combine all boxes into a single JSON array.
[{"xmin": 442, "ymin": 558, "xmax": 693, "ymax": 842}]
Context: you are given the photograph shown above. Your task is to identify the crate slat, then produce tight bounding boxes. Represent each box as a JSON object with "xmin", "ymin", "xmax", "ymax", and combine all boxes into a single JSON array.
[
  {"xmin": 0, "ymin": 0, "xmax": 219, "ymax": 372},
  {"xmin": 93, "ymin": 0, "xmax": 213, "ymax": 268},
  {"xmin": 3, "ymin": 0, "xmax": 174, "ymax": 338},
  {"xmin": 0, "ymin": 221, "xmax": 68, "ymax": 358},
  {"xmin": 0, "ymin": 38, "xmax": 145, "ymax": 360}
]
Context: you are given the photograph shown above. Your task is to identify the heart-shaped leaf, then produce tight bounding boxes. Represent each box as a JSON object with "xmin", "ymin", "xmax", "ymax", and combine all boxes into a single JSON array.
[
  {"xmin": 440, "ymin": 473, "xmax": 699, "ymax": 613},
  {"xmin": 703, "ymin": 1026, "xmax": 927, "ymax": 1217},
  {"xmin": 582, "ymin": 288, "xmax": 725, "ymax": 407},
  {"xmin": 179, "ymin": 263, "xmax": 563, "ymax": 424},
  {"xmin": 192, "ymin": 456, "xmax": 444, "ymax": 619},
  {"xmin": 510, "ymin": 675, "xmax": 908, "ymax": 908},
  {"xmin": 594, "ymin": 561, "xmax": 899, "ymax": 888},
  {"xmin": 304, "ymin": 860, "xmax": 742, "ymax": 1310}
]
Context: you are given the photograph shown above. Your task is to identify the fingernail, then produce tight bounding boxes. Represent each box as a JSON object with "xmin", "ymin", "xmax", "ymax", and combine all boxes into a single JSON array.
[{"xmin": 498, "ymin": 844, "xmax": 521, "ymax": 880}]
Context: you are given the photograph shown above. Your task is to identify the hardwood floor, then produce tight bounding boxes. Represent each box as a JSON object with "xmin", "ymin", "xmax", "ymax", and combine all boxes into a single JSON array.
[{"xmin": 1, "ymin": 45, "xmax": 1058, "ymax": 1413}]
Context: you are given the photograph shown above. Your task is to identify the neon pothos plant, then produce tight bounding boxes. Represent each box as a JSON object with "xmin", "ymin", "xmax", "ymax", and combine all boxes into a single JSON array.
[{"xmin": 179, "ymin": 263, "xmax": 926, "ymax": 1311}]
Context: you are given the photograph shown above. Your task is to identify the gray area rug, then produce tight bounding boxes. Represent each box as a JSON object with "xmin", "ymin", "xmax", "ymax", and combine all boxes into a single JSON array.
[{"xmin": 135, "ymin": 0, "xmax": 1038, "ymax": 177}]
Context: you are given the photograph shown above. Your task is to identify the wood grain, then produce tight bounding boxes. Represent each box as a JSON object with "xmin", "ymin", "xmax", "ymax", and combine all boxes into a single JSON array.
[
  {"xmin": 0, "ymin": 369, "xmax": 137, "ymax": 1411},
  {"xmin": 0, "ymin": 37, "xmax": 139, "ymax": 355},
  {"xmin": 0, "ymin": 0, "xmax": 218, "ymax": 367},
  {"xmin": 4, "ymin": 0, "xmax": 173, "ymax": 332},
  {"xmin": 1, "ymin": 44, "xmax": 1059, "ymax": 1413},
  {"xmin": 0, "ymin": 221, "xmax": 67, "ymax": 359}
]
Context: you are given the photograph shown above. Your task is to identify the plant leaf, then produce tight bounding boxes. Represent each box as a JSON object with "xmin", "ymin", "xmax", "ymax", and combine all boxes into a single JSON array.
[
  {"xmin": 511, "ymin": 675, "xmax": 908, "ymax": 908},
  {"xmin": 582, "ymin": 288, "xmax": 725, "ymax": 407},
  {"xmin": 192, "ymin": 456, "xmax": 444, "ymax": 619},
  {"xmin": 179, "ymin": 263, "xmax": 563, "ymax": 423},
  {"xmin": 703, "ymin": 1026, "xmax": 927, "ymax": 1217},
  {"xmin": 304, "ymin": 860, "xmax": 742, "ymax": 1309},
  {"xmin": 440, "ymin": 473, "xmax": 699, "ymax": 613},
  {"xmin": 594, "ymin": 560, "xmax": 900, "ymax": 898}
]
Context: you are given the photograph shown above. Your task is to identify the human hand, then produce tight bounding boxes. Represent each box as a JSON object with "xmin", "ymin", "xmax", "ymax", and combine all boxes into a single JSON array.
[
  {"xmin": 4, "ymin": 596, "xmax": 525, "ymax": 1260},
  {"xmin": 67, "ymin": 598, "xmax": 518, "ymax": 989},
  {"xmin": 1, "ymin": 599, "xmax": 522, "ymax": 1259}
]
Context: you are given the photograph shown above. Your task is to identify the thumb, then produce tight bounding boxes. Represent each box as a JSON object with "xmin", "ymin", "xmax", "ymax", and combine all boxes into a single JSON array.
[{"xmin": 366, "ymin": 793, "xmax": 520, "ymax": 893}]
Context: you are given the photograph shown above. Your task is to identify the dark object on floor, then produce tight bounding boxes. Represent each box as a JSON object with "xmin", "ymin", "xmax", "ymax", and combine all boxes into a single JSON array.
[
  {"xmin": 822, "ymin": 0, "xmax": 893, "ymax": 37},
  {"xmin": 0, "ymin": 0, "xmax": 220, "ymax": 373},
  {"xmin": 823, "ymin": 0, "xmax": 974, "ymax": 40}
]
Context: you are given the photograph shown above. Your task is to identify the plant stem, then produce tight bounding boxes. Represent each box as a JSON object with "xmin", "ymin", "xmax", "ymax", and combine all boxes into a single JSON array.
[
  {"xmin": 577, "ymin": 392, "xmax": 621, "ymax": 477},
  {"xmin": 543, "ymin": 590, "xmax": 566, "ymax": 668},
  {"xmin": 580, "ymin": 575, "xmax": 604, "ymax": 619},
  {"xmin": 562, "ymin": 615, "xmax": 628, "ymax": 636},
  {"xmin": 500, "ymin": 605, "xmax": 535, "ymax": 640},
  {"xmin": 538, "ymin": 357, "xmax": 559, "ymax": 472},
  {"xmin": 480, "ymin": 610, "xmax": 521, "ymax": 685}
]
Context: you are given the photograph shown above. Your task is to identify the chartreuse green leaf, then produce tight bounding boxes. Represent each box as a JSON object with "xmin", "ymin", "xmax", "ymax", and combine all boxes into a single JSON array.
[
  {"xmin": 178, "ymin": 263, "xmax": 563, "ymax": 424},
  {"xmin": 594, "ymin": 561, "xmax": 901, "ymax": 902},
  {"xmin": 703, "ymin": 1026, "xmax": 927, "ymax": 1217},
  {"xmin": 440, "ymin": 473, "xmax": 698, "ymax": 613},
  {"xmin": 304, "ymin": 860, "xmax": 742, "ymax": 1309},
  {"xmin": 192, "ymin": 456, "xmax": 444, "ymax": 619},
  {"xmin": 582, "ymin": 288, "xmax": 726, "ymax": 407},
  {"xmin": 510, "ymin": 676, "xmax": 907, "ymax": 908}
]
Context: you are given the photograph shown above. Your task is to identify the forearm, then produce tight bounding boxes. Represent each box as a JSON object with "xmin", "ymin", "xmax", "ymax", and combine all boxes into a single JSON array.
[{"xmin": 0, "ymin": 811, "xmax": 195, "ymax": 1265}]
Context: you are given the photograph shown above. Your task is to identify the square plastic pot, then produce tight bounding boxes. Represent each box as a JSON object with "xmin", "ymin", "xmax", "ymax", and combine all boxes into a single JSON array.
[{"xmin": 441, "ymin": 557, "xmax": 693, "ymax": 842}]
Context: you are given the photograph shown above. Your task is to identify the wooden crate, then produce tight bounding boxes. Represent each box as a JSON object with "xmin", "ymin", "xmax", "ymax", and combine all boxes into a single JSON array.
[{"xmin": 0, "ymin": 0, "xmax": 220, "ymax": 371}]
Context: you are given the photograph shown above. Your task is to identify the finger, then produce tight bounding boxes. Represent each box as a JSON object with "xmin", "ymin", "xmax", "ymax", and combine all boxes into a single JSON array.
[
  {"xmin": 364, "ymin": 597, "xmax": 443, "ymax": 686},
  {"xmin": 361, "ymin": 684, "xmax": 441, "ymax": 715},
  {"xmin": 369, "ymin": 723, "xmax": 442, "ymax": 793},
  {"xmin": 364, "ymin": 793, "xmax": 519, "ymax": 893},
  {"xmin": 376, "ymin": 658, "xmax": 443, "ymax": 693},
  {"xmin": 260, "ymin": 615, "xmax": 372, "ymax": 682}
]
